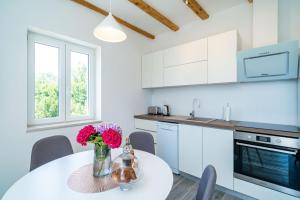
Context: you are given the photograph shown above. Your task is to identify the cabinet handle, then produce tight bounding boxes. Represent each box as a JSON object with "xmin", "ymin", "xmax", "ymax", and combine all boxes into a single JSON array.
[
  {"xmin": 158, "ymin": 128, "xmax": 174, "ymax": 131},
  {"xmin": 259, "ymin": 51, "xmax": 270, "ymax": 55}
]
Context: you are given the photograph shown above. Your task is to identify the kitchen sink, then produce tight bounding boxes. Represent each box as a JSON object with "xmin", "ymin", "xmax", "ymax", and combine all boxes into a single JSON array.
[{"xmin": 186, "ymin": 117, "xmax": 216, "ymax": 123}]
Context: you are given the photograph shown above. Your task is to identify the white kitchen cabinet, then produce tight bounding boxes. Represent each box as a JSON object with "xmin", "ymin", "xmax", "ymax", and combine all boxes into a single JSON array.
[
  {"xmin": 203, "ymin": 127, "xmax": 233, "ymax": 189},
  {"xmin": 164, "ymin": 61, "xmax": 207, "ymax": 87},
  {"xmin": 134, "ymin": 119, "xmax": 157, "ymax": 132},
  {"xmin": 164, "ymin": 38, "xmax": 207, "ymax": 67},
  {"xmin": 152, "ymin": 51, "xmax": 164, "ymax": 87},
  {"xmin": 141, "ymin": 51, "xmax": 164, "ymax": 88},
  {"xmin": 134, "ymin": 119, "xmax": 157, "ymax": 152},
  {"xmin": 141, "ymin": 54, "xmax": 152, "ymax": 88},
  {"xmin": 234, "ymin": 178, "xmax": 299, "ymax": 200},
  {"xmin": 207, "ymin": 30, "xmax": 238, "ymax": 84},
  {"xmin": 141, "ymin": 30, "xmax": 239, "ymax": 88},
  {"xmin": 179, "ymin": 124, "xmax": 203, "ymax": 178}
]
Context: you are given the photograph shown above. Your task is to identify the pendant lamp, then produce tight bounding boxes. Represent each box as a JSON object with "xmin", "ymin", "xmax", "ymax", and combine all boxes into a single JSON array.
[{"xmin": 93, "ymin": 0, "xmax": 127, "ymax": 42}]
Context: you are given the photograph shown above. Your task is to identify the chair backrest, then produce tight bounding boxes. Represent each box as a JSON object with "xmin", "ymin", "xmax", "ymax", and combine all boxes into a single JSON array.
[
  {"xmin": 30, "ymin": 135, "xmax": 73, "ymax": 171},
  {"xmin": 196, "ymin": 165, "xmax": 217, "ymax": 200},
  {"xmin": 129, "ymin": 131, "xmax": 155, "ymax": 155}
]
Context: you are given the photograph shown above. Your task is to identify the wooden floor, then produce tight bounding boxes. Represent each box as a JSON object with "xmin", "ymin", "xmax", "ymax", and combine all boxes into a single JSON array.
[{"xmin": 166, "ymin": 174, "xmax": 255, "ymax": 200}]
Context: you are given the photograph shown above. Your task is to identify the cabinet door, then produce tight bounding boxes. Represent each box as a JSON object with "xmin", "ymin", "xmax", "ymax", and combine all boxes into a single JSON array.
[
  {"xmin": 164, "ymin": 38, "xmax": 207, "ymax": 67},
  {"xmin": 134, "ymin": 119, "xmax": 157, "ymax": 154},
  {"xmin": 134, "ymin": 119, "xmax": 157, "ymax": 132},
  {"xmin": 142, "ymin": 54, "xmax": 153, "ymax": 88},
  {"xmin": 179, "ymin": 124, "xmax": 203, "ymax": 178},
  {"xmin": 141, "ymin": 51, "xmax": 164, "ymax": 88},
  {"xmin": 203, "ymin": 127, "xmax": 233, "ymax": 189},
  {"xmin": 164, "ymin": 61, "xmax": 207, "ymax": 86},
  {"xmin": 152, "ymin": 51, "xmax": 164, "ymax": 87},
  {"xmin": 208, "ymin": 30, "xmax": 237, "ymax": 84}
]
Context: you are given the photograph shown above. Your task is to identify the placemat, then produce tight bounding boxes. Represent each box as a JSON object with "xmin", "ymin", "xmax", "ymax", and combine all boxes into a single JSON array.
[{"xmin": 67, "ymin": 164, "xmax": 118, "ymax": 193}]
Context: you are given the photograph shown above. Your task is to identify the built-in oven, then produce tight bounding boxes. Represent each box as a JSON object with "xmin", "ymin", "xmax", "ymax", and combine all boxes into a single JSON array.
[{"xmin": 234, "ymin": 131, "xmax": 300, "ymax": 197}]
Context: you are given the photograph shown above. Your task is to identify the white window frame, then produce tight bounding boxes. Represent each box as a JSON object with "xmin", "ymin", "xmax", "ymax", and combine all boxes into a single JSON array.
[
  {"xmin": 66, "ymin": 44, "xmax": 95, "ymax": 121},
  {"xmin": 27, "ymin": 32, "xmax": 95, "ymax": 126}
]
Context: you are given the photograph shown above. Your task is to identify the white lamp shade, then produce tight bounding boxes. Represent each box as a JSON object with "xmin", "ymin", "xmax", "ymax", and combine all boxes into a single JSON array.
[{"xmin": 93, "ymin": 13, "xmax": 127, "ymax": 43}]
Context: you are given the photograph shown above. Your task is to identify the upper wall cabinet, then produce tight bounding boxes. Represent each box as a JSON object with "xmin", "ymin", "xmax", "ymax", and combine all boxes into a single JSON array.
[
  {"xmin": 141, "ymin": 54, "xmax": 152, "ymax": 88},
  {"xmin": 164, "ymin": 38, "xmax": 208, "ymax": 67},
  {"xmin": 141, "ymin": 30, "xmax": 238, "ymax": 88},
  {"xmin": 164, "ymin": 61, "xmax": 207, "ymax": 87},
  {"xmin": 142, "ymin": 51, "xmax": 164, "ymax": 88},
  {"xmin": 207, "ymin": 30, "xmax": 238, "ymax": 84}
]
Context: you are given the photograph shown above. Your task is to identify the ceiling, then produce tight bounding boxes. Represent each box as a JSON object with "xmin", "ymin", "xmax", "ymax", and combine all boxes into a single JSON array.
[{"xmin": 87, "ymin": 0, "xmax": 246, "ymax": 36}]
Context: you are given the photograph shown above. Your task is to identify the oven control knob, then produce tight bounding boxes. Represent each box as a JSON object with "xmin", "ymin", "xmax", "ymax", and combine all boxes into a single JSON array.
[{"xmin": 275, "ymin": 138, "xmax": 281, "ymax": 143}]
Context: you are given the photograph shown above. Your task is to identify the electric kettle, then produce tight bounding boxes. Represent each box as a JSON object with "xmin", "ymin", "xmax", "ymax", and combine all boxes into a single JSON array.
[{"xmin": 162, "ymin": 105, "xmax": 170, "ymax": 116}]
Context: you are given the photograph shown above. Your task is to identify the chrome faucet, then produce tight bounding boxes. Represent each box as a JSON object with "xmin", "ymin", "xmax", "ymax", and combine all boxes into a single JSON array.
[
  {"xmin": 190, "ymin": 110, "xmax": 195, "ymax": 119},
  {"xmin": 189, "ymin": 98, "xmax": 200, "ymax": 119}
]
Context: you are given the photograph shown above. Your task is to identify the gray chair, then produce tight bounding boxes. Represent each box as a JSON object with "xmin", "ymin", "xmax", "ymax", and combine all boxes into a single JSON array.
[
  {"xmin": 30, "ymin": 135, "xmax": 73, "ymax": 171},
  {"xmin": 196, "ymin": 165, "xmax": 217, "ymax": 200},
  {"xmin": 129, "ymin": 131, "xmax": 155, "ymax": 155}
]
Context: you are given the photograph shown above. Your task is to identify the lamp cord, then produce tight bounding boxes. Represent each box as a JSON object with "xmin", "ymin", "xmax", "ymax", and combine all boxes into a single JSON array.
[{"xmin": 109, "ymin": 0, "xmax": 112, "ymax": 13}]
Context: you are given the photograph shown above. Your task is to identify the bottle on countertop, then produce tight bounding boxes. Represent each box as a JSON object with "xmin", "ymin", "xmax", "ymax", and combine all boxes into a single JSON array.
[{"xmin": 223, "ymin": 103, "xmax": 231, "ymax": 122}]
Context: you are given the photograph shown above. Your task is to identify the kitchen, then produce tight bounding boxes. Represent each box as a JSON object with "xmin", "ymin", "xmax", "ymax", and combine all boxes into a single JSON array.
[
  {"xmin": 1, "ymin": 0, "xmax": 300, "ymax": 200},
  {"xmin": 134, "ymin": 0, "xmax": 300, "ymax": 199}
]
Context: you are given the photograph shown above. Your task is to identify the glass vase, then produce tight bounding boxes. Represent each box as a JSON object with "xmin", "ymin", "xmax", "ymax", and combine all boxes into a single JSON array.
[{"xmin": 93, "ymin": 145, "xmax": 111, "ymax": 177}]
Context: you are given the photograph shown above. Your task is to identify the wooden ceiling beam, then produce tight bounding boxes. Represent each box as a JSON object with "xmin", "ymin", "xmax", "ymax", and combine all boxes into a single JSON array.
[
  {"xmin": 183, "ymin": 0, "xmax": 209, "ymax": 20},
  {"xmin": 72, "ymin": 0, "xmax": 155, "ymax": 39},
  {"xmin": 128, "ymin": 0, "xmax": 179, "ymax": 31}
]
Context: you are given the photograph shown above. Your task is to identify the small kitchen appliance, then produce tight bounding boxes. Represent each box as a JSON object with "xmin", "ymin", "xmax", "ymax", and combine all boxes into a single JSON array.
[
  {"xmin": 147, "ymin": 106, "xmax": 161, "ymax": 115},
  {"xmin": 162, "ymin": 105, "xmax": 170, "ymax": 116}
]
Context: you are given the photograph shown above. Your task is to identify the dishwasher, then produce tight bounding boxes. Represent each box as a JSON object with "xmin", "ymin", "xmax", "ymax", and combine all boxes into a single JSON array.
[{"xmin": 157, "ymin": 122, "xmax": 179, "ymax": 174}]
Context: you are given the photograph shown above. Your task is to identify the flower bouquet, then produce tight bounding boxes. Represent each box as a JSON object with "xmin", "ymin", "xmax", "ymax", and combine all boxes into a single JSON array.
[{"xmin": 76, "ymin": 122, "xmax": 122, "ymax": 177}]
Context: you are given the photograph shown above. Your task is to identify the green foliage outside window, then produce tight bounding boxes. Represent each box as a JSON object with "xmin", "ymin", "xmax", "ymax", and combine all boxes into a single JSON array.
[
  {"xmin": 71, "ymin": 63, "xmax": 88, "ymax": 116},
  {"xmin": 34, "ymin": 63, "xmax": 88, "ymax": 119},
  {"xmin": 35, "ymin": 73, "xmax": 59, "ymax": 119}
]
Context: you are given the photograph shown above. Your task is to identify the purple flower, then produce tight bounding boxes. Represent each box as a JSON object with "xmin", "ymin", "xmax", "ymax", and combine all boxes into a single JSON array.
[{"xmin": 96, "ymin": 122, "xmax": 122, "ymax": 135}]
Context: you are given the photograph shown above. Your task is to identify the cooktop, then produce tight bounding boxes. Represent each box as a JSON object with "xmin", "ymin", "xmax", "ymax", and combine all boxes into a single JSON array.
[{"xmin": 235, "ymin": 121, "xmax": 300, "ymax": 133}]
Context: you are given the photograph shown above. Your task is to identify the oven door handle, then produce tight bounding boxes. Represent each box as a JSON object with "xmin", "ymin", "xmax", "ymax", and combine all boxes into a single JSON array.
[{"xmin": 236, "ymin": 142, "xmax": 297, "ymax": 155}]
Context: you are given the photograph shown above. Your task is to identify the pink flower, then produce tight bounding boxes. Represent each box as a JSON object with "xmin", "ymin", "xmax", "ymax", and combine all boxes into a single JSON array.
[
  {"xmin": 101, "ymin": 128, "xmax": 122, "ymax": 149},
  {"xmin": 76, "ymin": 125, "xmax": 96, "ymax": 146}
]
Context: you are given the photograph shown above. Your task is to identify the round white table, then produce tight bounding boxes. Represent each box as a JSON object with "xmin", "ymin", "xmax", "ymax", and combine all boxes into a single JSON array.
[{"xmin": 2, "ymin": 149, "xmax": 173, "ymax": 200}]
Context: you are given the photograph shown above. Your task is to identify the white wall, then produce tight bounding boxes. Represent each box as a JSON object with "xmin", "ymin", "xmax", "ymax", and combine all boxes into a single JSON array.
[
  {"xmin": 141, "ymin": 1, "xmax": 300, "ymax": 126},
  {"xmin": 143, "ymin": 2, "xmax": 253, "ymax": 52},
  {"xmin": 278, "ymin": 0, "xmax": 300, "ymax": 43},
  {"xmin": 0, "ymin": 0, "xmax": 150, "ymax": 197},
  {"xmin": 253, "ymin": 0, "xmax": 278, "ymax": 47},
  {"xmin": 151, "ymin": 81, "xmax": 297, "ymax": 125}
]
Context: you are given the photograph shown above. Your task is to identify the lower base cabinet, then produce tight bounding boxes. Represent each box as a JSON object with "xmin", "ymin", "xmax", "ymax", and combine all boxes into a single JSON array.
[
  {"xmin": 135, "ymin": 118, "xmax": 299, "ymax": 199},
  {"xmin": 234, "ymin": 178, "xmax": 300, "ymax": 200},
  {"xmin": 134, "ymin": 119, "xmax": 157, "ymax": 154},
  {"xmin": 179, "ymin": 124, "xmax": 203, "ymax": 178},
  {"xmin": 203, "ymin": 127, "xmax": 234, "ymax": 190},
  {"xmin": 178, "ymin": 125, "xmax": 233, "ymax": 189}
]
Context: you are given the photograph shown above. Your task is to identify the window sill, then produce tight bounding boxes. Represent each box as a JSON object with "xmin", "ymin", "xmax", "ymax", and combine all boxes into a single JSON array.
[{"xmin": 27, "ymin": 119, "xmax": 102, "ymax": 132}]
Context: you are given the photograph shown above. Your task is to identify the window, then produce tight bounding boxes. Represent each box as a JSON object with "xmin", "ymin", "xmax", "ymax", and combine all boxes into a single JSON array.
[{"xmin": 28, "ymin": 32, "xmax": 95, "ymax": 125}]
